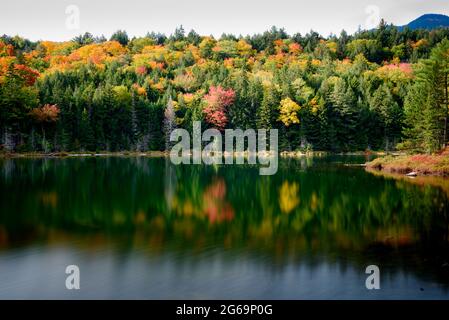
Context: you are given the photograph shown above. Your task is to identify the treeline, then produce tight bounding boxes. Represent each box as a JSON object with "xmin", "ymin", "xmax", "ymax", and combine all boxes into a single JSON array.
[{"xmin": 0, "ymin": 22, "xmax": 449, "ymax": 153}]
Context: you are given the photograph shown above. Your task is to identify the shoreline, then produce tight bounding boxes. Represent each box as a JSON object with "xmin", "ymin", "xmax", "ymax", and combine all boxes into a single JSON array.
[
  {"xmin": 365, "ymin": 153, "xmax": 449, "ymax": 177},
  {"xmin": 0, "ymin": 151, "xmax": 169, "ymax": 158},
  {"xmin": 0, "ymin": 150, "xmax": 388, "ymax": 159}
]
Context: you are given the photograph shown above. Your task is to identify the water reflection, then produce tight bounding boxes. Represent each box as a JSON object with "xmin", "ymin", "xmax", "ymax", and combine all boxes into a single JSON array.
[{"xmin": 0, "ymin": 156, "xmax": 448, "ymax": 299}]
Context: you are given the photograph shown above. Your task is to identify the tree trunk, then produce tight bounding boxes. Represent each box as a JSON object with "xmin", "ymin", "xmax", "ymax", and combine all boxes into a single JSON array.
[
  {"xmin": 3, "ymin": 127, "xmax": 14, "ymax": 151},
  {"xmin": 41, "ymin": 125, "xmax": 48, "ymax": 153}
]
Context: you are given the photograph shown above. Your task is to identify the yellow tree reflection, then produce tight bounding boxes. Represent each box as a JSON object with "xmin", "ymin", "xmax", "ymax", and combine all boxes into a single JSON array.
[{"xmin": 279, "ymin": 181, "xmax": 300, "ymax": 213}]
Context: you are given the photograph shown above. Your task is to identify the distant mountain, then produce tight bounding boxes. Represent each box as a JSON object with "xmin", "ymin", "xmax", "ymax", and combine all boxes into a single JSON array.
[{"xmin": 399, "ymin": 14, "xmax": 449, "ymax": 30}]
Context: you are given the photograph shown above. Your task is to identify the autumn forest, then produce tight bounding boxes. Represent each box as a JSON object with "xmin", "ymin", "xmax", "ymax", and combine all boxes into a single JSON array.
[{"xmin": 1, "ymin": 22, "xmax": 449, "ymax": 153}]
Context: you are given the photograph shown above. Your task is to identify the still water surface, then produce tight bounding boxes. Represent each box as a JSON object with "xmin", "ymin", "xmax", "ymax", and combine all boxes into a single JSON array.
[{"xmin": 0, "ymin": 156, "xmax": 448, "ymax": 299}]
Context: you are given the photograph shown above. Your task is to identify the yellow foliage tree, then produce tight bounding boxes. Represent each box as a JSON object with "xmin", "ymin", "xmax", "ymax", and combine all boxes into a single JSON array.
[{"xmin": 278, "ymin": 97, "xmax": 301, "ymax": 126}]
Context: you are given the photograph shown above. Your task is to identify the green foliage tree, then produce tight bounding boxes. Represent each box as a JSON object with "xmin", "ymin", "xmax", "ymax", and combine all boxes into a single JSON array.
[
  {"xmin": 402, "ymin": 39, "xmax": 449, "ymax": 153},
  {"xmin": 110, "ymin": 30, "xmax": 129, "ymax": 46}
]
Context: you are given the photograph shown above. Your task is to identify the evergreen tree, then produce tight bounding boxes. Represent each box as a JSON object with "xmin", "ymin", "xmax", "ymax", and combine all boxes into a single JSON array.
[
  {"xmin": 402, "ymin": 40, "xmax": 449, "ymax": 153},
  {"xmin": 257, "ymin": 85, "xmax": 279, "ymax": 129},
  {"xmin": 369, "ymin": 84, "xmax": 401, "ymax": 151},
  {"xmin": 110, "ymin": 30, "xmax": 129, "ymax": 46}
]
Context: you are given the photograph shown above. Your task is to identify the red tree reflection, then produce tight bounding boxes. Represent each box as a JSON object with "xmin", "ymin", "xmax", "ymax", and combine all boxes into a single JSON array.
[{"xmin": 202, "ymin": 178, "xmax": 234, "ymax": 223}]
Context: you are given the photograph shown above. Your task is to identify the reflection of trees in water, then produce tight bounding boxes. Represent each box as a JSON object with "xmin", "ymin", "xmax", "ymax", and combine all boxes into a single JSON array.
[
  {"xmin": 202, "ymin": 178, "xmax": 234, "ymax": 223},
  {"xmin": 1, "ymin": 157, "xmax": 449, "ymax": 285},
  {"xmin": 169, "ymin": 173, "xmax": 235, "ymax": 223},
  {"xmin": 1, "ymin": 158, "xmax": 448, "ymax": 238},
  {"xmin": 0, "ymin": 159, "xmax": 14, "ymax": 181},
  {"xmin": 278, "ymin": 181, "xmax": 300, "ymax": 213},
  {"xmin": 164, "ymin": 158, "xmax": 177, "ymax": 211},
  {"xmin": 278, "ymin": 157, "xmax": 315, "ymax": 171}
]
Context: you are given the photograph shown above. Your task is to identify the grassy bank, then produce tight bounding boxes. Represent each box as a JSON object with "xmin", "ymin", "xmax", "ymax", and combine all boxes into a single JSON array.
[{"xmin": 366, "ymin": 151, "xmax": 449, "ymax": 177}]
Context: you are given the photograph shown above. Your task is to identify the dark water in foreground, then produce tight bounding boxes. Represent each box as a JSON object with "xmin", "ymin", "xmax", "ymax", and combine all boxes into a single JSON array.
[{"xmin": 0, "ymin": 156, "xmax": 448, "ymax": 299}]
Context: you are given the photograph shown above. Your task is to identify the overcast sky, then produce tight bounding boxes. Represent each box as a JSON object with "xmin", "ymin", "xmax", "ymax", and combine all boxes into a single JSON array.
[{"xmin": 1, "ymin": 0, "xmax": 448, "ymax": 41}]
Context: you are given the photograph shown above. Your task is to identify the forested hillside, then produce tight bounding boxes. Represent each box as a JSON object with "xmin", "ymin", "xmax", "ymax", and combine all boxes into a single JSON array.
[
  {"xmin": 1, "ymin": 21, "xmax": 449, "ymax": 153},
  {"xmin": 401, "ymin": 14, "xmax": 449, "ymax": 30}
]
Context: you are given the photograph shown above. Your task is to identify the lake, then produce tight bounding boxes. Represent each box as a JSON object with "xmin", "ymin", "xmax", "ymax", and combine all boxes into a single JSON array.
[{"xmin": 0, "ymin": 155, "xmax": 448, "ymax": 299}]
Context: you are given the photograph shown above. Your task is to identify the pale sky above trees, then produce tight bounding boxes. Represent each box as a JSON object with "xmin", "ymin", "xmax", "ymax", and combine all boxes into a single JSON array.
[{"xmin": 1, "ymin": 0, "xmax": 448, "ymax": 41}]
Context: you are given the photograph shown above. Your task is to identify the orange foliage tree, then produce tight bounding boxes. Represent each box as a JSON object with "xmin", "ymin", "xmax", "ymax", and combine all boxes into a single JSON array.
[{"xmin": 30, "ymin": 104, "xmax": 60, "ymax": 123}]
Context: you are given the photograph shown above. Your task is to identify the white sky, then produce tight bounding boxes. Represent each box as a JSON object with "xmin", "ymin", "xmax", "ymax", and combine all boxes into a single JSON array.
[{"xmin": 0, "ymin": 0, "xmax": 448, "ymax": 41}]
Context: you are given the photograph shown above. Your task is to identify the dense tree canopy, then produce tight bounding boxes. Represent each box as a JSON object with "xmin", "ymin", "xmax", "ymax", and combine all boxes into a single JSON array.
[
  {"xmin": 1, "ymin": 24, "xmax": 449, "ymax": 153},
  {"xmin": 402, "ymin": 39, "xmax": 449, "ymax": 153}
]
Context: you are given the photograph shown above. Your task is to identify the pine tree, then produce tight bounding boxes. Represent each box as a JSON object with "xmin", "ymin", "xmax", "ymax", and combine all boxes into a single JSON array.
[
  {"xmin": 369, "ymin": 84, "xmax": 401, "ymax": 151},
  {"xmin": 257, "ymin": 85, "xmax": 279, "ymax": 129},
  {"xmin": 330, "ymin": 78, "xmax": 358, "ymax": 151},
  {"xmin": 79, "ymin": 108, "xmax": 95, "ymax": 151},
  {"xmin": 403, "ymin": 82, "xmax": 427, "ymax": 151},
  {"xmin": 402, "ymin": 40, "xmax": 449, "ymax": 153}
]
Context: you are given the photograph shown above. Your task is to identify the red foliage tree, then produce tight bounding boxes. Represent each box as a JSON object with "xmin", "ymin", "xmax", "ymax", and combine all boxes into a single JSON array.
[
  {"xmin": 14, "ymin": 64, "xmax": 40, "ymax": 86},
  {"xmin": 203, "ymin": 86, "xmax": 235, "ymax": 130},
  {"xmin": 135, "ymin": 65, "xmax": 147, "ymax": 75}
]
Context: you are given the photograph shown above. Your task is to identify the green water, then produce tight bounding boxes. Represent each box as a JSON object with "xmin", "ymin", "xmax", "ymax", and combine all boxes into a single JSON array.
[{"xmin": 0, "ymin": 156, "xmax": 448, "ymax": 299}]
